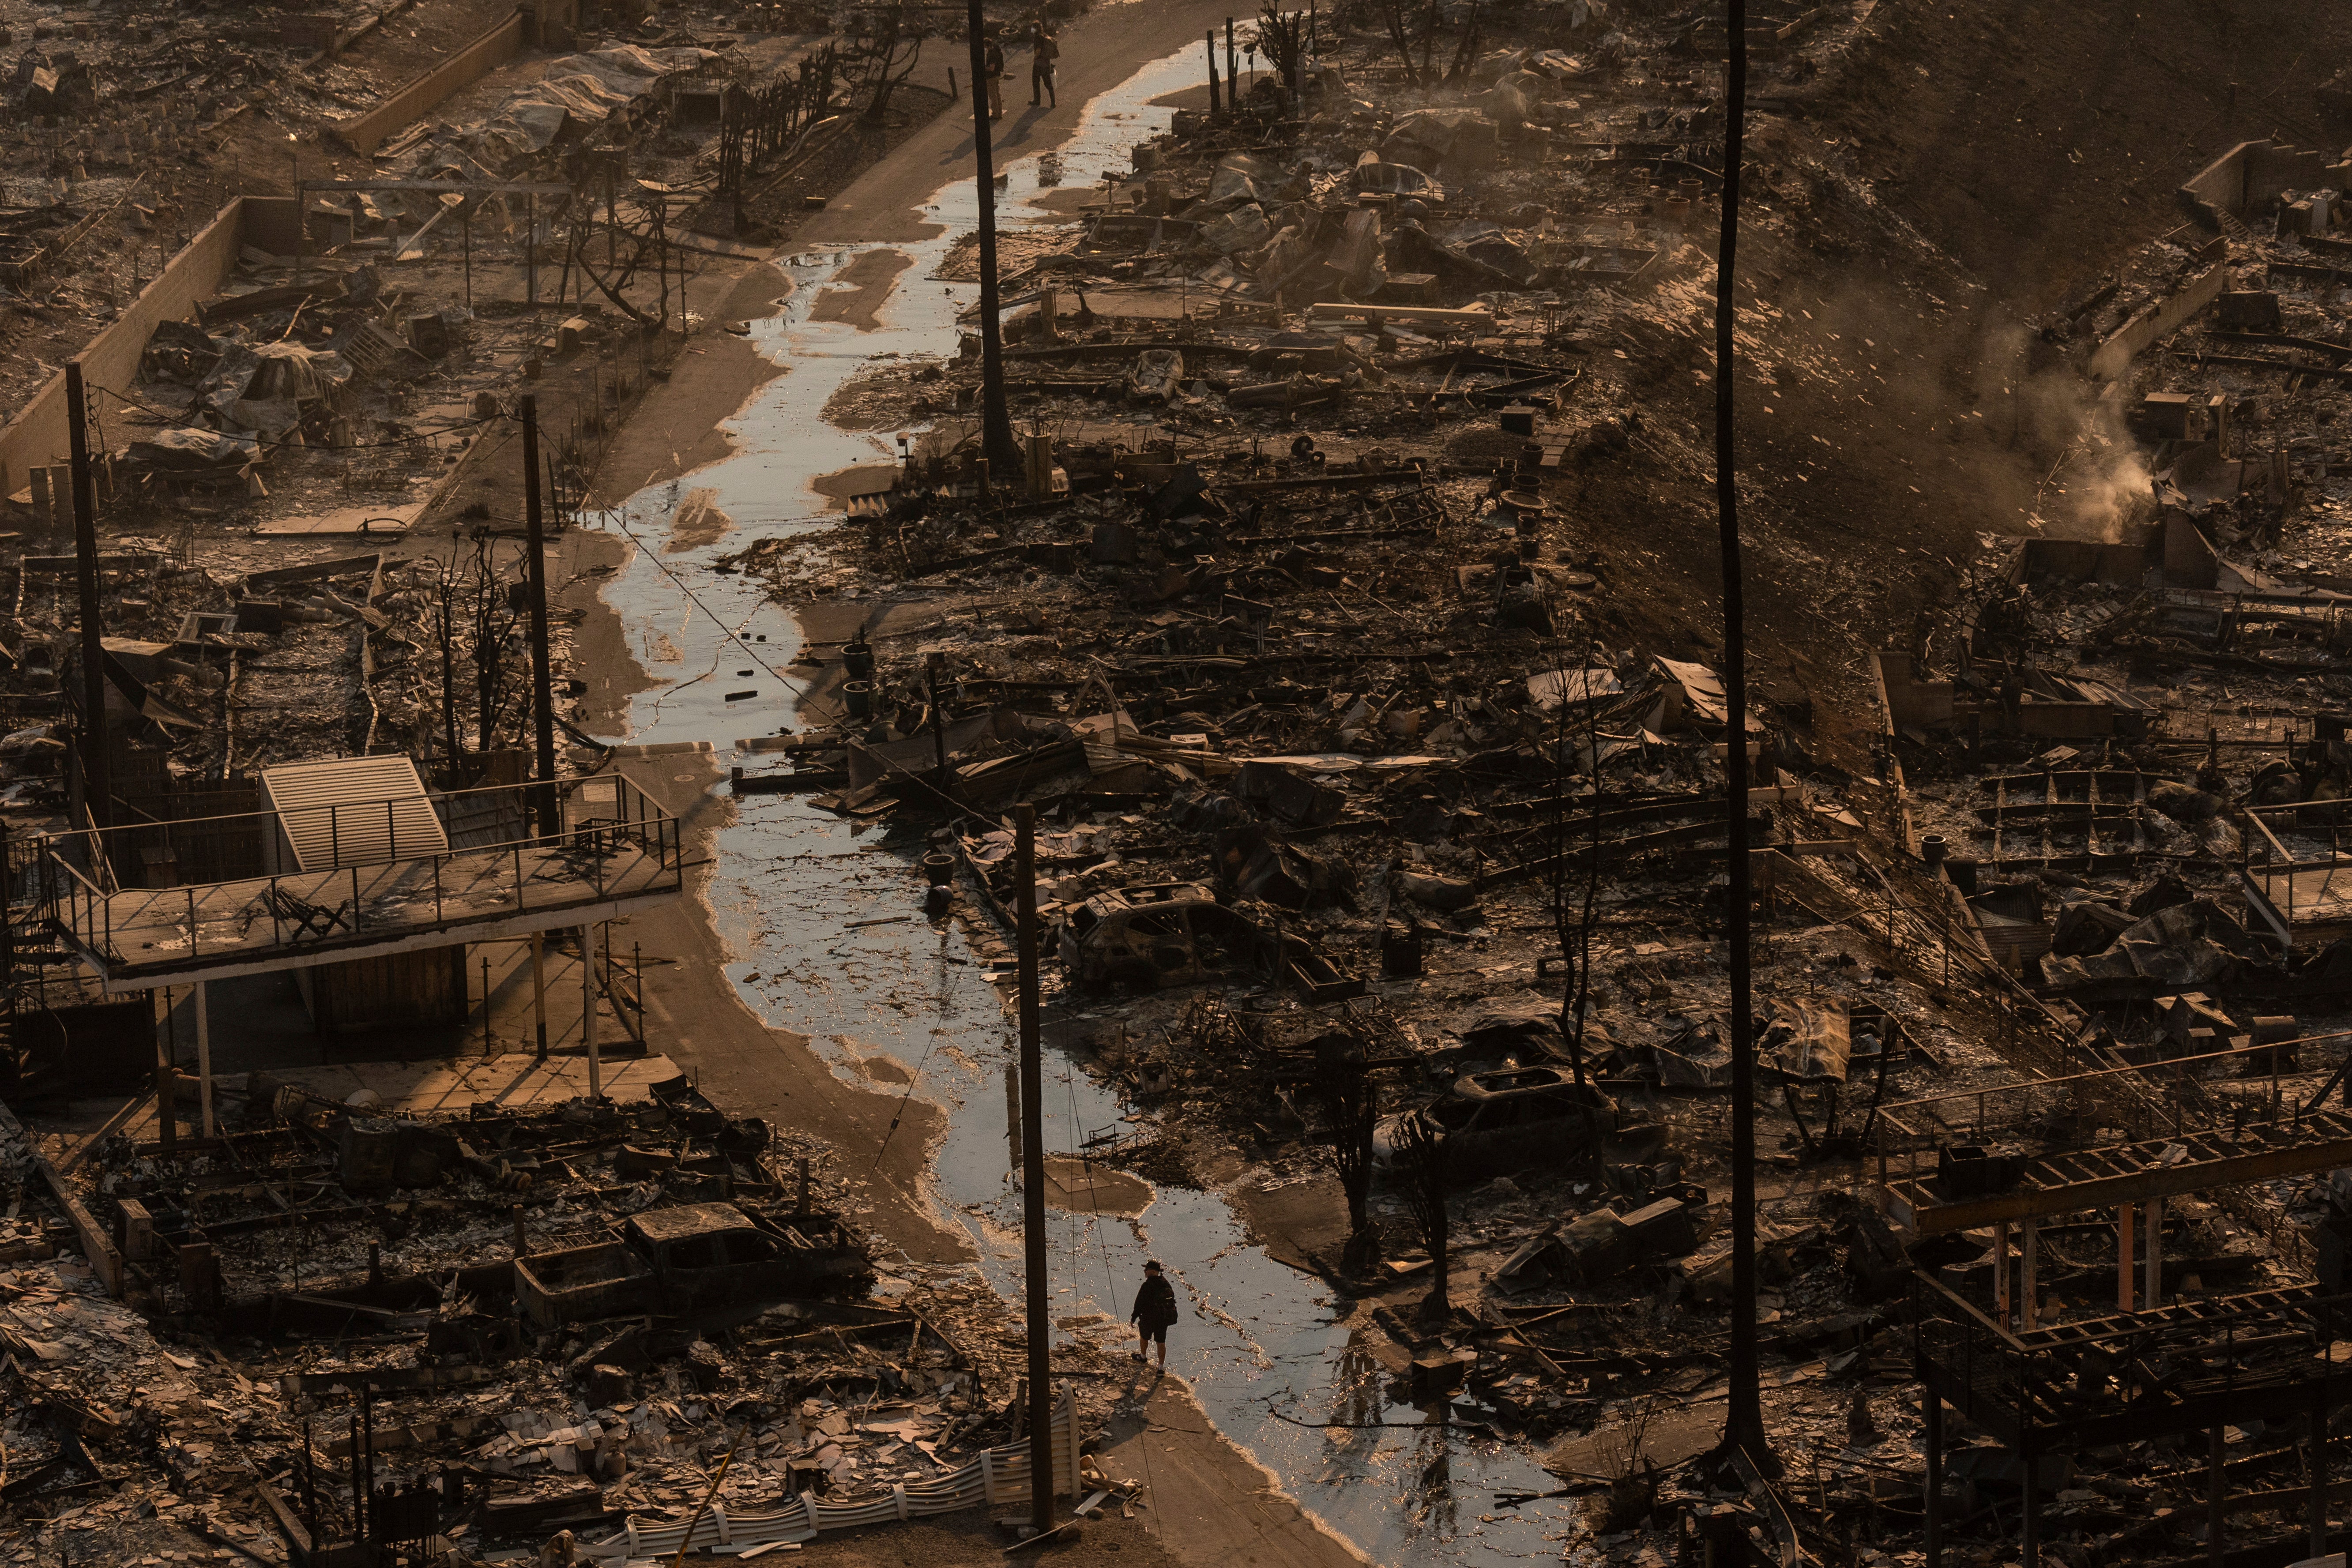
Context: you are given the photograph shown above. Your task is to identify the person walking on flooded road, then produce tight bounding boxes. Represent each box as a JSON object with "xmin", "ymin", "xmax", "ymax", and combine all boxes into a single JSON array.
[{"xmin": 1130, "ymin": 1259, "xmax": 1177, "ymax": 1371}]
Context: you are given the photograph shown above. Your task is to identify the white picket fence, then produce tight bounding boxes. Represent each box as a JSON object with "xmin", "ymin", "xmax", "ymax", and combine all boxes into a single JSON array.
[{"xmin": 580, "ymin": 1387, "xmax": 1081, "ymax": 1556}]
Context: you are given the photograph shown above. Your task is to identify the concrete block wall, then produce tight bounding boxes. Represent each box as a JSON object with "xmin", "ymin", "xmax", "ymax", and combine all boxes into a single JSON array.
[
  {"xmin": 333, "ymin": 9, "xmax": 524, "ymax": 156},
  {"xmin": 2178, "ymin": 138, "xmax": 2352, "ymax": 226},
  {"xmin": 2087, "ymin": 264, "xmax": 2227, "ymax": 381},
  {"xmin": 0, "ymin": 195, "xmax": 255, "ymax": 506}
]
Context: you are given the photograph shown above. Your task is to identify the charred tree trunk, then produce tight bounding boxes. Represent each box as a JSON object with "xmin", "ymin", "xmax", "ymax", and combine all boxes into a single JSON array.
[
  {"xmin": 1313, "ymin": 1042, "xmax": 1380, "ymax": 1268},
  {"xmin": 1398, "ymin": 1112, "xmax": 1450, "ymax": 1324}
]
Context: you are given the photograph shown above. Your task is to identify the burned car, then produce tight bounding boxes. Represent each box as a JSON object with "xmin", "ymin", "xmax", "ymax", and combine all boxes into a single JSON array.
[
  {"xmin": 1057, "ymin": 881, "xmax": 1366, "ymax": 1000},
  {"xmin": 1057, "ymin": 882, "xmax": 1263, "ymax": 989},
  {"xmin": 515, "ymin": 1201, "xmax": 871, "ymax": 1329},
  {"xmin": 1374, "ymin": 1065, "xmax": 1620, "ymax": 1181}
]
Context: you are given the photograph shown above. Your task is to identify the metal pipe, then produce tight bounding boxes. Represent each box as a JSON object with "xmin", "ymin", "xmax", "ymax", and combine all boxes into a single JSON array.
[
  {"xmin": 195, "ymin": 978, "xmax": 213, "ymax": 1138},
  {"xmin": 521, "ymin": 396, "xmax": 558, "ymax": 839},
  {"xmin": 1924, "ymin": 1390, "xmax": 1943, "ymax": 1568},
  {"xmin": 2209, "ymin": 1425, "xmax": 2226, "ymax": 1568},
  {"xmin": 1993, "ymin": 1218, "xmax": 2010, "ymax": 1324},
  {"xmin": 64, "ymin": 363, "xmax": 109, "ymax": 837},
  {"xmin": 2119, "ymin": 1203, "xmax": 2135, "ymax": 1312},
  {"xmin": 2021, "ymin": 1218, "xmax": 2039, "ymax": 1329},
  {"xmin": 583, "ymin": 924, "xmax": 600, "ymax": 1101},
  {"xmin": 1016, "ymin": 804, "xmax": 1051, "ymax": 1530},
  {"xmin": 2313, "ymin": 1396, "xmax": 2329, "ymax": 1559},
  {"xmin": 531, "ymin": 930, "xmax": 547, "ymax": 1059}
]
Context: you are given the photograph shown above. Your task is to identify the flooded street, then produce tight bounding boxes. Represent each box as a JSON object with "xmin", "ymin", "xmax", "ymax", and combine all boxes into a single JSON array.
[{"xmin": 587, "ymin": 47, "xmax": 1569, "ymax": 1565}]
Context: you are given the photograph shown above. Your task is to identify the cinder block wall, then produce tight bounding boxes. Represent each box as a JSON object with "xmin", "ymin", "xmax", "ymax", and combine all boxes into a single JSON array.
[
  {"xmin": 334, "ymin": 10, "xmax": 525, "ymax": 156},
  {"xmin": 0, "ymin": 194, "xmax": 258, "ymax": 503}
]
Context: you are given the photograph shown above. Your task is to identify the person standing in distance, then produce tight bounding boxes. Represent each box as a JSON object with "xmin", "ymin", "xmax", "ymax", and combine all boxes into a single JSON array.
[
  {"xmin": 1129, "ymin": 1259, "xmax": 1177, "ymax": 1371},
  {"xmin": 982, "ymin": 26, "xmax": 1006, "ymax": 120},
  {"xmin": 1031, "ymin": 23, "xmax": 1059, "ymax": 108}
]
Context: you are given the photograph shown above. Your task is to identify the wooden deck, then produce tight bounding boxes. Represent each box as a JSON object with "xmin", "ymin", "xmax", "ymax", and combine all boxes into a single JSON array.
[
  {"xmin": 57, "ymin": 835, "xmax": 682, "ymax": 990},
  {"xmin": 2260, "ymin": 864, "xmax": 2352, "ymax": 927},
  {"xmin": 1881, "ymin": 1110, "xmax": 2352, "ymax": 1234}
]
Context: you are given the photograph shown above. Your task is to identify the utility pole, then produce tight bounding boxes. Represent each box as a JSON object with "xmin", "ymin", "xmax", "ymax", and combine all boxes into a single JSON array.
[
  {"xmin": 963, "ymin": 1, "xmax": 1018, "ymax": 473},
  {"xmin": 1717, "ymin": 0, "xmax": 1769, "ymax": 1473},
  {"xmin": 1015, "ymin": 804, "xmax": 1052, "ymax": 1533},
  {"xmin": 520, "ymin": 395, "xmax": 558, "ymax": 840},
  {"xmin": 64, "ymin": 362, "xmax": 108, "ymax": 837}
]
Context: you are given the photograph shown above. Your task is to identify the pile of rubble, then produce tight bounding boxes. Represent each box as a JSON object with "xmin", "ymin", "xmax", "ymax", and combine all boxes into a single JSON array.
[{"xmin": 0, "ymin": 1068, "xmax": 1171, "ymax": 1562}]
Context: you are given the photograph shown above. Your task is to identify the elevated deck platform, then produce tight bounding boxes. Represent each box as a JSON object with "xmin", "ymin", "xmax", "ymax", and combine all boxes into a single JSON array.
[
  {"xmin": 2244, "ymin": 801, "xmax": 2352, "ymax": 945},
  {"xmin": 1915, "ymin": 1274, "xmax": 2352, "ymax": 1451},
  {"xmin": 1881, "ymin": 1109, "xmax": 2352, "ymax": 1234},
  {"xmin": 40, "ymin": 775, "xmax": 683, "ymax": 992}
]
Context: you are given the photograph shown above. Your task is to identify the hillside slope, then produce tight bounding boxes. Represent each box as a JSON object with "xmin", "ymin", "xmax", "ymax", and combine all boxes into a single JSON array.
[{"xmin": 1567, "ymin": 0, "xmax": 2352, "ymax": 766}]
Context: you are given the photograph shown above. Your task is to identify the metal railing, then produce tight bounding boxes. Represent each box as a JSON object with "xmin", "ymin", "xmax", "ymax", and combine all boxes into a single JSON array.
[
  {"xmin": 2243, "ymin": 799, "xmax": 2352, "ymax": 931},
  {"xmin": 1876, "ymin": 1031, "xmax": 2352, "ymax": 1197},
  {"xmin": 36, "ymin": 775, "xmax": 682, "ymax": 974}
]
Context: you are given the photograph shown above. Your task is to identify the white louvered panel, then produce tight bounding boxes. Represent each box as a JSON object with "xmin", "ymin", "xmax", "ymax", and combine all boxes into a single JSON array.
[{"xmin": 259, "ymin": 756, "xmax": 448, "ymax": 872}]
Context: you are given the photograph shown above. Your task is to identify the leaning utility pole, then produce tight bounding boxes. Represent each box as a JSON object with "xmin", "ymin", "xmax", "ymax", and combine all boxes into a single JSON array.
[
  {"xmin": 1015, "ymin": 804, "xmax": 1052, "ymax": 1534},
  {"xmin": 963, "ymin": 2, "xmax": 1019, "ymax": 474},
  {"xmin": 64, "ymin": 362, "xmax": 108, "ymax": 835},
  {"xmin": 1717, "ymin": 0, "xmax": 1769, "ymax": 1471},
  {"xmin": 520, "ymin": 395, "xmax": 559, "ymax": 839}
]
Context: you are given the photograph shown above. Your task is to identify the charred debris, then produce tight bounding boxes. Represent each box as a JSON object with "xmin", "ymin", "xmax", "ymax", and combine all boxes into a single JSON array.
[
  {"xmin": 0, "ymin": 2, "xmax": 1158, "ymax": 1564},
  {"xmin": 707, "ymin": 17, "xmax": 2352, "ymax": 1568},
  {"xmin": 13, "ymin": 0, "xmax": 2352, "ymax": 1558},
  {"xmin": 0, "ymin": 1071, "xmax": 1145, "ymax": 1568}
]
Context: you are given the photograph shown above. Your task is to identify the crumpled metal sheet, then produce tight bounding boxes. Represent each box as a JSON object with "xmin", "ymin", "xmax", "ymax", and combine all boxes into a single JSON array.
[{"xmin": 1760, "ymin": 996, "xmax": 1851, "ymax": 1084}]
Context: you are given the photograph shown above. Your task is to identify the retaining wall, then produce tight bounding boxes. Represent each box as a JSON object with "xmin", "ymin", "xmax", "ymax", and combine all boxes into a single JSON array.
[
  {"xmin": 2177, "ymin": 138, "xmax": 2352, "ymax": 228},
  {"xmin": 333, "ymin": 9, "xmax": 524, "ymax": 156},
  {"xmin": 2086, "ymin": 264, "xmax": 2227, "ymax": 382},
  {"xmin": 0, "ymin": 195, "xmax": 262, "ymax": 503}
]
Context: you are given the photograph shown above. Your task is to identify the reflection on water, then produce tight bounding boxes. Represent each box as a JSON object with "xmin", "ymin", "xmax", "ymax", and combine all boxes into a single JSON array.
[{"xmin": 588, "ymin": 45, "xmax": 1574, "ymax": 1567}]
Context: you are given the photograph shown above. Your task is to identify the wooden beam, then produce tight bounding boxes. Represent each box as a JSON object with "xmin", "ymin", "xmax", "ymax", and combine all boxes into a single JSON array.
[{"xmin": 1888, "ymin": 1124, "xmax": 2352, "ymax": 1234}]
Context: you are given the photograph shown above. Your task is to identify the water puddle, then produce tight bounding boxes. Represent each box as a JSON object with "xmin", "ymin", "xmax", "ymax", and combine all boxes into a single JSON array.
[{"xmin": 588, "ymin": 47, "xmax": 1571, "ymax": 1565}]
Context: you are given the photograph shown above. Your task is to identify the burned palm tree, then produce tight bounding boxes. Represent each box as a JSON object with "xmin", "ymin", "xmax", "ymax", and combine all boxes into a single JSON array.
[
  {"xmin": 1396, "ymin": 1109, "xmax": 1450, "ymax": 1324},
  {"xmin": 1310, "ymin": 1034, "xmax": 1379, "ymax": 1268}
]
